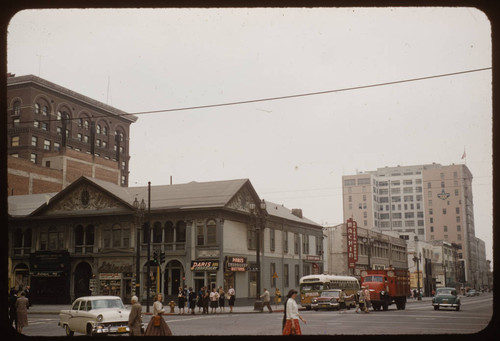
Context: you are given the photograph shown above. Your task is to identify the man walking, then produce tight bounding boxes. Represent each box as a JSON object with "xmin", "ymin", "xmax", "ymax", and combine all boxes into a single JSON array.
[{"xmin": 260, "ymin": 288, "xmax": 273, "ymax": 313}]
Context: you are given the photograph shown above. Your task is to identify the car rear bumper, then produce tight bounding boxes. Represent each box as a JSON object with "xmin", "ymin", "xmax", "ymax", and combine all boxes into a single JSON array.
[
  {"xmin": 433, "ymin": 303, "xmax": 459, "ymax": 308},
  {"xmin": 311, "ymin": 302, "xmax": 340, "ymax": 309}
]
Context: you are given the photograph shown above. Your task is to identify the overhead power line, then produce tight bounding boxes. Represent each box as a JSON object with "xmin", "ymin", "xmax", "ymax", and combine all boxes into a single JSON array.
[
  {"xmin": 11, "ymin": 67, "xmax": 491, "ymax": 124},
  {"xmin": 128, "ymin": 67, "xmax": 492, "ymax": 116}
]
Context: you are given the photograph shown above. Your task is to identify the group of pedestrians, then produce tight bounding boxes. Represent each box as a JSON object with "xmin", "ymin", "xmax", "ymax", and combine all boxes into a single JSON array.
[
  {"xmin": 193, "ymin": 286, "xmax": 235, "ymax": 314},
  {"xmin": 355, "ymin": 285, "xmax": 371, "ymax": 313},
  {"xmin": 8, "ymin": 287, "xmax": 31, "ymax": 334}
]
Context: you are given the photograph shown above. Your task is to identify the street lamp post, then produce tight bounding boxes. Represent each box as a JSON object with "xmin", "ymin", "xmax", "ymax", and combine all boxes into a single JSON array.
[
  {"xmin": 249, "ymin": 199, "xmax": 267, "ymax": 311},
  {"xmin": 362, "ymin": 237, "xmax": 373, "ymax": 270},
  {"xmin": 133, "ymin": 197, "xmax": 146, "ymax": 303},
  {"xmin": 413, "ymin": 252, "xmax": 422, "ymax": 300}
]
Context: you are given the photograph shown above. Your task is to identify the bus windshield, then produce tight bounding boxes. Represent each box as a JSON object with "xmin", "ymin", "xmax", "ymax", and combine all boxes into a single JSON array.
[{"xmin": 301, "ymin": 283, "xmax": 325, "ymax": 291}]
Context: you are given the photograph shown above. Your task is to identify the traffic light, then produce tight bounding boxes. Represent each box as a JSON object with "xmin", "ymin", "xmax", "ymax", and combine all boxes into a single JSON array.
[
  {"xmin": 152, "ymin": 251, "xmax": 158, "ymax": 266},
  {"xmin": 160, "ymin": 252, "xmax": 165, "ymax": 264}
]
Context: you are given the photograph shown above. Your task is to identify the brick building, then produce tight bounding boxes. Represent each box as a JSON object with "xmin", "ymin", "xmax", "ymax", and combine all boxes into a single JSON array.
[{"xmin": 6, "ymin": 74, "xmax": 136, "ymax": 189}]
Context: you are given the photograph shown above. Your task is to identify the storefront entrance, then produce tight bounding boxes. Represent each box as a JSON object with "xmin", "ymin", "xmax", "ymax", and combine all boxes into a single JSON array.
[{"xmin": 164, "ymin": 260, "xmax": 183, "ymax": 295}]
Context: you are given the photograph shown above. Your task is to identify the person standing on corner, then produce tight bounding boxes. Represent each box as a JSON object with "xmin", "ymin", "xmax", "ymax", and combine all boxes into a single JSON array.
[
  {"xmin": 260, "ymin": 288, "xmax": 273, "ymax": 313},
  {"xmin": 128, "ymin": 296, "xmax": 142, "ymax": 336},
  {"xmin": 144, "ymin": 293, "xmax": 172, "ymax": 336},
  {"xmin": 15, "ymin": 291, "xmax": 29, "ymax": 334},
  {"xmin": 282, "ymin": 289, "xmax": 306, "ymax": 335},
  {"xmin": 228, "ymin": 286, "xmax": 236, "ymax": 313}
]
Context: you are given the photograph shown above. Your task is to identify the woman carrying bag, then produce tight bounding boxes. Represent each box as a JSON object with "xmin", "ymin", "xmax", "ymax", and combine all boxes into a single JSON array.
[{"xmin": 144, "ymin": 293, "xmax": 173, "ymax": 336}]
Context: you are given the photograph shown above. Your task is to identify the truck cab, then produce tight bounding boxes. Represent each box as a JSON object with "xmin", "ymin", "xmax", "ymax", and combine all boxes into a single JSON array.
[{"xmin": 361, "ymin": 269, "xmax": 409, "ymax": 311}]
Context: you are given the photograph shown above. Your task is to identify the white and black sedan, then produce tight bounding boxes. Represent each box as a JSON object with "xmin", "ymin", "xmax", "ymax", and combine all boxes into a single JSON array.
[{"xmin": 59, "ymin": 296, "xmax": 134, "ymax": 336}]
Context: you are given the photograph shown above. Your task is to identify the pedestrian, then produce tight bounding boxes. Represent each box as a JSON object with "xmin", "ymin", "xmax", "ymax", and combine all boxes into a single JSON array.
[
  {"xmin": 25, "ymin": 285, "xmax": 32, "ymax": 307},
  {"xmin": 188, "ymin": 287, "xmax": 197, "ymax": 315},
  {"xmin": 202, "ymin": 287, "xmax": 210, "ymax": 314},
  {"xmin": 363, "ymin": 286, "xmax": 371, "ymax": 313},
  {"xmin": 282, "ymin": 289, "xmax": 306, "ymax": 335},
  {"xmin": 8, "ymin": 288, "xmax": 18, "ymax": 331},
  {"xmin": 209, "ymin": 287, "xmax": 219, "ymax": 313},
  {"xmin": 274, "ymin": 288, "xmax": 282, "ymax": 309},
  {"xmin": 338, "ymin": 290, "xmax": 347, "ymax": 313},
  {"xmin": 228, "ymin": 286, "xmax": 236, "ymax": 313},
  {"xmin": 128, "ymin": 296, "xmax": 142, "ymax": 336},
  {"xmin": 260, "ymin": 288, "xmax": 273, "ymax": 313},
  {"xmin": 15, "ymin": 291, "xmax": 29, "ymax": 334},
  {"xmin": 177, "ymin": 286, "xmax": 186, "ymax": 314},
  {"xmin": 355, "ymin": 287, "xmax": 365, "ymax": 313},
  {"xmin": 144, "ymin": 293, "xmax": 172, "ymax": 336},
  {"xmin": 413, "ymin": 289, "xmax": 417, "ymax": 300},
  {"xmin": 218, "ymin": 286, "xmax": 225, "ymax": 313},
  {"xmin": 197, "ymin": 287, "xmax": 204, "ymax": 312}
]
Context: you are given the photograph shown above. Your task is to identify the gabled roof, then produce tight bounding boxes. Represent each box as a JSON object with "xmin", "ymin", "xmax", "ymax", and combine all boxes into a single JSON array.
[
  {"xmin": 8, "ymin": 176, "xmax": 321, "ymax": 228},
  {"xmin": 264, "ymin": 201, "xmax": 320, "ymax": 227}
]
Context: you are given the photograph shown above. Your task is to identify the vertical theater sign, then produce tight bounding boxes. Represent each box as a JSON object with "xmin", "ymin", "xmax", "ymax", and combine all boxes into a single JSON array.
[{"xmin": 346, "ymin": 218, "xmax": 358, "ymax": 269}]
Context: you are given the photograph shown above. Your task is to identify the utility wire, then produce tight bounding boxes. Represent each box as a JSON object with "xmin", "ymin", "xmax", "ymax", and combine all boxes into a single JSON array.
[
  {"xmin": 10, "ymin": 67, "xmax": 491, "ymax": 125},
  {"xmin": 128, "ymin": 67, "xmax": 492, "ymax": 116}
]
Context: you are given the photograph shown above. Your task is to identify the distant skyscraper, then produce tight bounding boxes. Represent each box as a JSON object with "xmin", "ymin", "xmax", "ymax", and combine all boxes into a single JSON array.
[{"xmin": 342, "ymin": 163, "xmax": 479, "ymax": 287}]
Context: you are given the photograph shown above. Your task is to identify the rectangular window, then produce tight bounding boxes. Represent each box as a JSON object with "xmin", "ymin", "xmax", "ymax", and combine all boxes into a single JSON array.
[
  {"xmin": 31, "ymin": 136, "xmax": 38, "ymax": 147},
  {"xmin": 270, "ymin": 229, "xmax": 275, "ymax": 251},
  {"xmin": 295, "ymin": 265, "xmax": 300, "ymax": 286},
  {"xmin": 294, "ymin": 234, "xmax": 299, "ymax": 254},
  {"xmin": 197, "ymin": 225, "xmax": 205, "ymax": 246},
  {"xmin": 283, "ymin": 231, "xmax": 288, "ymax": 253},
  {"xmin": 30, "ymin": 153, "xmax": 37, "ymax": 163},
  {"xmin": 44, "ymin": 140, "xmax": 51, "ymax": 150},
  {"xmin": 207, "ymin": 223, "xmax": 217, "ymax": 245},
  {"xmin": 284, "ymin": 264, "xmax": 289, "ymax": 287}
]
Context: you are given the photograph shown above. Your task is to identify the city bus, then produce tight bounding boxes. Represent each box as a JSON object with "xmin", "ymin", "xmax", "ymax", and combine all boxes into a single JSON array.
[{"xmin": 299, "ymin": 274, "xmax": 360, "ymax": 309}]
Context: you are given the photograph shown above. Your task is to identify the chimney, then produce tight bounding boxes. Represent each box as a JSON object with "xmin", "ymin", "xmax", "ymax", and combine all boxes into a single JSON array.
[{"xmin": 291, "ymin": 209, "xmax": 303, "ymax": 218}]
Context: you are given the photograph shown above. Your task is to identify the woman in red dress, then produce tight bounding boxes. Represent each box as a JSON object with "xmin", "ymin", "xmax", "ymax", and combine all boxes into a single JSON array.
[{"xmin": 282, "ymin": 289, "xmax": 306, "ymax": 335}]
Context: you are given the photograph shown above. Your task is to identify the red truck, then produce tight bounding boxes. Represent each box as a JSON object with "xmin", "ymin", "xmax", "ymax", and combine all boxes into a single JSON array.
[{"xmin": 360, "ymin": 269, "xmax": 410, "ymax": 311}]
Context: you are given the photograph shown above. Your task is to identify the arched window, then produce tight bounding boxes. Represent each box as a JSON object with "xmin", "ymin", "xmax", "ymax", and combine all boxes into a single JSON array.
[
  {"xmin": 75, "ymin": 225, "xmax": 84, "ymax": 245},
  {"xmin": 24, "ymin": 229, "xmax": 32, "ymax": 247},
  {"xmin": 165, "ymin": 221, "xmax": 174, "ymax": 243},
  {"xmin": 13, "ymin": 229, "xmax": 23, "ymax": 248},
  {"xmin": 85, "ymin": 225, "xmax": 94, "ymax": 245},
  {"xmin": 176, "ymin": 221, "xmax": 186, "ymax": 243},
  {"xmin": 207, "ymin": 219, "xmax": 217, "ymax": 245},
  {"xmin": 12, "ymin": 100, "xmax": 21, "ymax": 116},
  {"xmin": 153, "ymin": 222, "xmax": 163, "ymax": 243}
]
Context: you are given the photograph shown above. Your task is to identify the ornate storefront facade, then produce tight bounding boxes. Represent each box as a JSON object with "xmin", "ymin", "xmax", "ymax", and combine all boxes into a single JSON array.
[{"xmin": 8, "ymin": 176, "xmax": 324, "ymax": 304}]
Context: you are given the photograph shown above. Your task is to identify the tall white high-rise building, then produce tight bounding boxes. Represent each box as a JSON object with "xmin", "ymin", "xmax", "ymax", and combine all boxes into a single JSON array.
[{"xmin": 342, "ymin": 163, "xmax": 483, "ymax": 288}]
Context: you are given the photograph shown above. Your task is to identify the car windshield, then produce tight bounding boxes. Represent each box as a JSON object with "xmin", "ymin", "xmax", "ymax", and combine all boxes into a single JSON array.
[
  {"xmin": 437, "ymin": 289, "xmax": 453, "ymax": 295},
  {"xmin": 321, "ymin": 291, "xmax": 339, "ymax": 298},
  {"xmin": 91, "ymin": 299, "xmax": 125, "ymax": 310},
  {"xmin": 363, "ymin": 276, "xmax": 383, "ymax": 282}
]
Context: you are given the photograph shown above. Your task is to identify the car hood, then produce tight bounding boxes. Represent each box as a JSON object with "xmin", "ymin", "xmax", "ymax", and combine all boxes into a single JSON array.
[
  {"xmin": 95, "ymin": 308, "xmax": 130, "ymax": 322},
  {"xmin": 315, "ymin": 297, "xmax": 337, "ymax": 302}
]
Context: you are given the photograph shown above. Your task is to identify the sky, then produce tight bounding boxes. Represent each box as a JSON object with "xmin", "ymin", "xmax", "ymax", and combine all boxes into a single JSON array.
[{"xmin": 6, "ymin": 7, "xmax": 493, "ymax": 262}]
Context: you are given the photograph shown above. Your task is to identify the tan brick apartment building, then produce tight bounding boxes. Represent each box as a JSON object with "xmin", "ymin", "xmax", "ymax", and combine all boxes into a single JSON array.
[
  {"xmin": 342, "ymin": 163, "xmax": 488, "ymax": 291},
  {"xmin": 6, "ymin": 74, "xmax": 137, "ymax": 190}
]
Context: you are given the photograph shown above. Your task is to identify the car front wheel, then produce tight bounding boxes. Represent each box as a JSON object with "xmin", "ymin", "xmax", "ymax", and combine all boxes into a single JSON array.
[
  {"xmin": 434, "ymin": 305, "xmax": 439, "ymax": 310},
  {"xmin": 65, "ymin": 325, "xmax": 74, "ymax": 337}
]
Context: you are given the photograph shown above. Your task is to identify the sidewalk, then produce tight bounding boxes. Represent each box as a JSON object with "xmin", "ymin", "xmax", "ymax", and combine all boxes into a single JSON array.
[
  {"xmin": 27, "ymin": 298, "xmax": 285, "ymax": 315},
  {"xmin": 28, "ymin": 296, "xmax": 433, "ymax": 315}
]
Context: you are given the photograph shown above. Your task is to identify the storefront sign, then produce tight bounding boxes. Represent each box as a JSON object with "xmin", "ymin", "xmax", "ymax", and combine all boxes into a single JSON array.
[
  {"xmin": 99, "ymin": 273, "xmax": 122, "ymax": 280},
  {"xmin": 190, "ymin": 261, "xmax": 219, "ymax": 271},
  {"xmin": 226, "ymin": 257, "xmax": 248, "ymax": 271},
  {"xmin": 346, "ymin": 218, "xmax": 358, "ymax": 268}
]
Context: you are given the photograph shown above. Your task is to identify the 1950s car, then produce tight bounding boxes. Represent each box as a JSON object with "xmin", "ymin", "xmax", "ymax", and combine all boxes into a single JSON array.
[
  {"xmin": 59, "ymin": 296, "xmax": 137, "ymax": 336},
  {"xmin": 311, "ymin": 289, "xmax": 355, "ymax": 311},
  {"xmin": 432, "ymin": 287, "xmax": 461, "ymax": 311}
]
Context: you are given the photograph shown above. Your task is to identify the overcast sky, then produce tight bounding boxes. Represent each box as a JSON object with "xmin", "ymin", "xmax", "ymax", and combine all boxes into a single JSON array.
[{"xmin": 7, "ymin": 8, "xmax": 492, "ymax": 261}]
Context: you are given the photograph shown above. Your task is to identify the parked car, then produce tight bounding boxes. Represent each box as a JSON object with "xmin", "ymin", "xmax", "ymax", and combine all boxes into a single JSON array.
[
  {"xmin": 432, "ymin": 287, "xmax": 461, "ymax": 311},
  {"xmin": 311, "ymin": 289, "xmax": 356, "ymax": 311},
  {"xmin": 59, "ymin": 296, "xmax": 137, "ymax": 336},
  {"xmin": 466, "ymin": 289, "xmax": 479, "ymax": 297}
]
